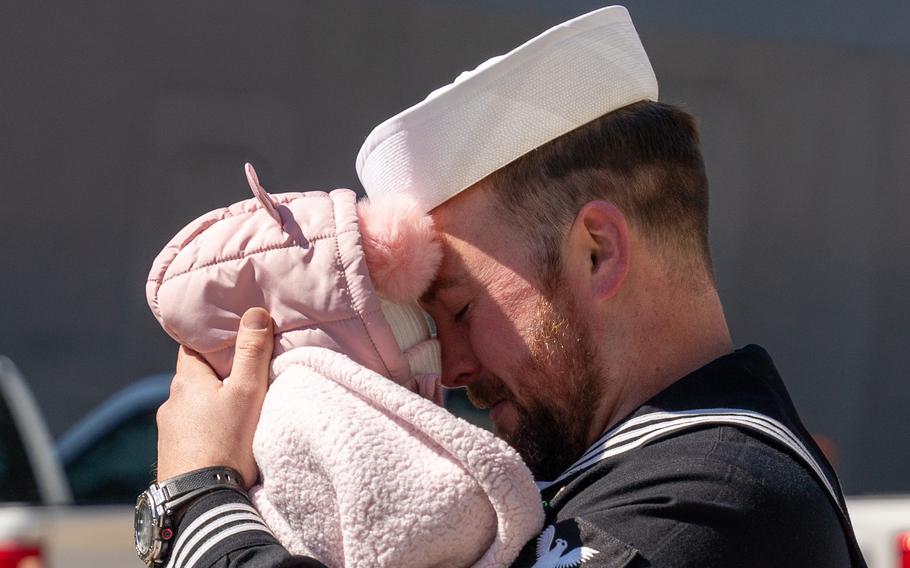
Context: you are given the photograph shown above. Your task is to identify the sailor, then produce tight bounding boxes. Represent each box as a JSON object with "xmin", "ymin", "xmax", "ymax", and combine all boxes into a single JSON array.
[{"xmin": 149, "ymin": 6, "xmax": 866, "ymax": 567}]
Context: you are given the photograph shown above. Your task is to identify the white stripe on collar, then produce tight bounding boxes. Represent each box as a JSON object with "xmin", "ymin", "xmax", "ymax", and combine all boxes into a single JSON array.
[{"xmin": 536, "ymin": 408, "xmax": 843, "ymax": 514}]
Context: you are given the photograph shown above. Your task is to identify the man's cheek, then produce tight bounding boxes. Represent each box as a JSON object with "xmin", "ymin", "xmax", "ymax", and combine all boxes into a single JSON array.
[{"xmin": 472, "ymin": 326, "xmax": 528, "ymax": 371}]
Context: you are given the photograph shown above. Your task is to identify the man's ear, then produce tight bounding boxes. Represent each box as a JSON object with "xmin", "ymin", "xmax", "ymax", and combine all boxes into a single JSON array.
[{"xmin": 566, "ymin": 200, "xmax": 630, "ymax": 301}]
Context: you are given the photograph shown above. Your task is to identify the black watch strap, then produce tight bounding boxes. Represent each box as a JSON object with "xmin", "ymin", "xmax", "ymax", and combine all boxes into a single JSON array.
[{"xmin": 160, "ymin": 466, "xmax": 247, "ymax": 511}]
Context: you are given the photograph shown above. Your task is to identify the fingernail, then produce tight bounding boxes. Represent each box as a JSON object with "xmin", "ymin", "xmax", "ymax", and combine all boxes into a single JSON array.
[{"xmin": 242, "ymin": 308, "xmax": 270, "ymax": 331}]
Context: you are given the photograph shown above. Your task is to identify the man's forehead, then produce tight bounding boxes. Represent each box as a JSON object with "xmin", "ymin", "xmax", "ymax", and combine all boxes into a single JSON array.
[
  {"xmin": 419, "ymin": 231, "xmax": 472, "ymax": 305},
  {"xmin": 429, "ymin": 182, "xmax": 495, "ymax": 237}
]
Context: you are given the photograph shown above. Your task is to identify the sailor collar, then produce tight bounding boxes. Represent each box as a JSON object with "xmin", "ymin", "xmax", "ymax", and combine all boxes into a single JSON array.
[{"xmin": 534, "ymin": 345, "xmax": 844, "ymax": 513}]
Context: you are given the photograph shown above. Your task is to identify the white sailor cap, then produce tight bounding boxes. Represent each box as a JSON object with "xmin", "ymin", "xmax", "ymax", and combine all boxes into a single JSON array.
[{"xmin": 355, "ymin": 5, "xmax": 658, "ymax": 213}]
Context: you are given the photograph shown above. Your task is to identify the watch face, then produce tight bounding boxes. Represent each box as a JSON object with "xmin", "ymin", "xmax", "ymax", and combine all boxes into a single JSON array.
[{"xmin": 135, "ymin": 493, "xmax": 154, "ymax": 557}]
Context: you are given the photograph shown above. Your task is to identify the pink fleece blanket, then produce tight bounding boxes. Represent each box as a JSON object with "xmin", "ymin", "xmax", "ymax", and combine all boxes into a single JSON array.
[
  {"xmin": 255, "ymin": 346, "xmax": 543, "ymax": 567},
  {"xmin": 147, "ymin": 164, "xmax": 543, "ymax": 567}
]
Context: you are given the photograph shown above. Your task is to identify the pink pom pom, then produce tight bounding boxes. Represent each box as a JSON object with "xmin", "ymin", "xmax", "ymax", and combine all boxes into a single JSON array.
[{"xmin": 358, "ymin": 194, "xmax": 443, "ymax": 303}]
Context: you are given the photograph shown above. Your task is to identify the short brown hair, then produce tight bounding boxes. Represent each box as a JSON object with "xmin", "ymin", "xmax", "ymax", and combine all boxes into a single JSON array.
[{"xmin": 483, "ymin": 100, "xmax": 713, "ymax": 289}]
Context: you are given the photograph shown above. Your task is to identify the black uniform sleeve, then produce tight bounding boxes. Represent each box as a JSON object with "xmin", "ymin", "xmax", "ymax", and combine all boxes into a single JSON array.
[
  {"xmin": 511, "ymin": 426, "xmax": 855, "ymax": 567},
  {"xmin": 168, "ymin": 489, "xmax": 327, "ymax": 568},
  {"xmin": 510, "ymin": 517, "xmax": 648, "ymax": 567}
]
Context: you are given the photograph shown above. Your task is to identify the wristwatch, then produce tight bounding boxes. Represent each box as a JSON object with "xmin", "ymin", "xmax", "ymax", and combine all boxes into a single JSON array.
[{"xmin": 135, "ymin": 467, "xmax": 246, "ymax": 567}]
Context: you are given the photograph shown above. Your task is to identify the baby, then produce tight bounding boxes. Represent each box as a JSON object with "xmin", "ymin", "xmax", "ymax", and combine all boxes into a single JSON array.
[{"xmin": 146, "ymin": 164, "xmax": 542, "ymax": 567}]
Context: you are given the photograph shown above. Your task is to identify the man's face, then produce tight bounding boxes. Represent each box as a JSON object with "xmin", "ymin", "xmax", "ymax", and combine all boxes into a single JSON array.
[{"xmin": 421, "ymin": 188, "xmax": 602, "ymax": 480}]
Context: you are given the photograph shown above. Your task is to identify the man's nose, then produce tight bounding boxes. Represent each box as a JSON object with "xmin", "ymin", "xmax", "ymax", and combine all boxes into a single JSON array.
[{"xmin": 437, "ymin": 329, "xmax": 481, "ymax": 388}]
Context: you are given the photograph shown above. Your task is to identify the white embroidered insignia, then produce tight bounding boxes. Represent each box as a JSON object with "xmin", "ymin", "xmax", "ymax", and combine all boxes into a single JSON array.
[{"xmin": 531, "ymin": 524, "xmax": 599, "ymax": 568}]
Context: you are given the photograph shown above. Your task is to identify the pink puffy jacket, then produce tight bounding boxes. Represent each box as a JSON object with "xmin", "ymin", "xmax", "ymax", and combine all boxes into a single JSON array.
[{"xmin": 147, "ymin": 165, "xmax": 543, "ymax": 567}]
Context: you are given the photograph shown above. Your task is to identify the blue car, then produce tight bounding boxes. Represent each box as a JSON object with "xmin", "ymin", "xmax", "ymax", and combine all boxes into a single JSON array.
[{"xmin": 56, "ymin": 374, "xmax": 170, "ymax": 505}]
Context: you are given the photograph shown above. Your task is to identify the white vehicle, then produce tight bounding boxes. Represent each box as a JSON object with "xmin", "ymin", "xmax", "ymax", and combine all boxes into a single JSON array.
[
  {"xmin": 847, "ymin": 495, "xmax": 910, "ymax": 568},
  {"xmin": 0, "ymin": 356, "xmax": 140, "ymax": 567}
]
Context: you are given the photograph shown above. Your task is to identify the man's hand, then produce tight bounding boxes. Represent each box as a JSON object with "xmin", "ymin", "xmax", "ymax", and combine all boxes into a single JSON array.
[{"xmin": 156, "ymin": 307, "xmax": 274, "ymax": 489}]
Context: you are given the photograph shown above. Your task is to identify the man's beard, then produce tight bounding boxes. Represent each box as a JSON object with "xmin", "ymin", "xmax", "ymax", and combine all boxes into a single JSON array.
[{"xmin": 467, "ymin": 292, "xmax": 603, "ymax": 481}]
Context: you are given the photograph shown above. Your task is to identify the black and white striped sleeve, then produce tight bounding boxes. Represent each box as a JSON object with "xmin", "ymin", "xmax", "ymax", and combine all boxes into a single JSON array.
[{"xmin": 167, "ymin": 489, "xmax": 328, "ymax": 568}]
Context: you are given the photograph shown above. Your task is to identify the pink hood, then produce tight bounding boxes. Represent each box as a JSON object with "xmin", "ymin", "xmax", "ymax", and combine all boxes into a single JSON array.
[{"xmin": 147, "ymin": 164, "xmax": 429, "ymax": 388}]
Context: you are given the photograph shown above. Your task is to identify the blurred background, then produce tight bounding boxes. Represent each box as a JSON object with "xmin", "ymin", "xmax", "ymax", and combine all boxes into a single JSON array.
[{"xmin": 1, "ymin": 0, "xmax": 907, "ymax": 510}]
